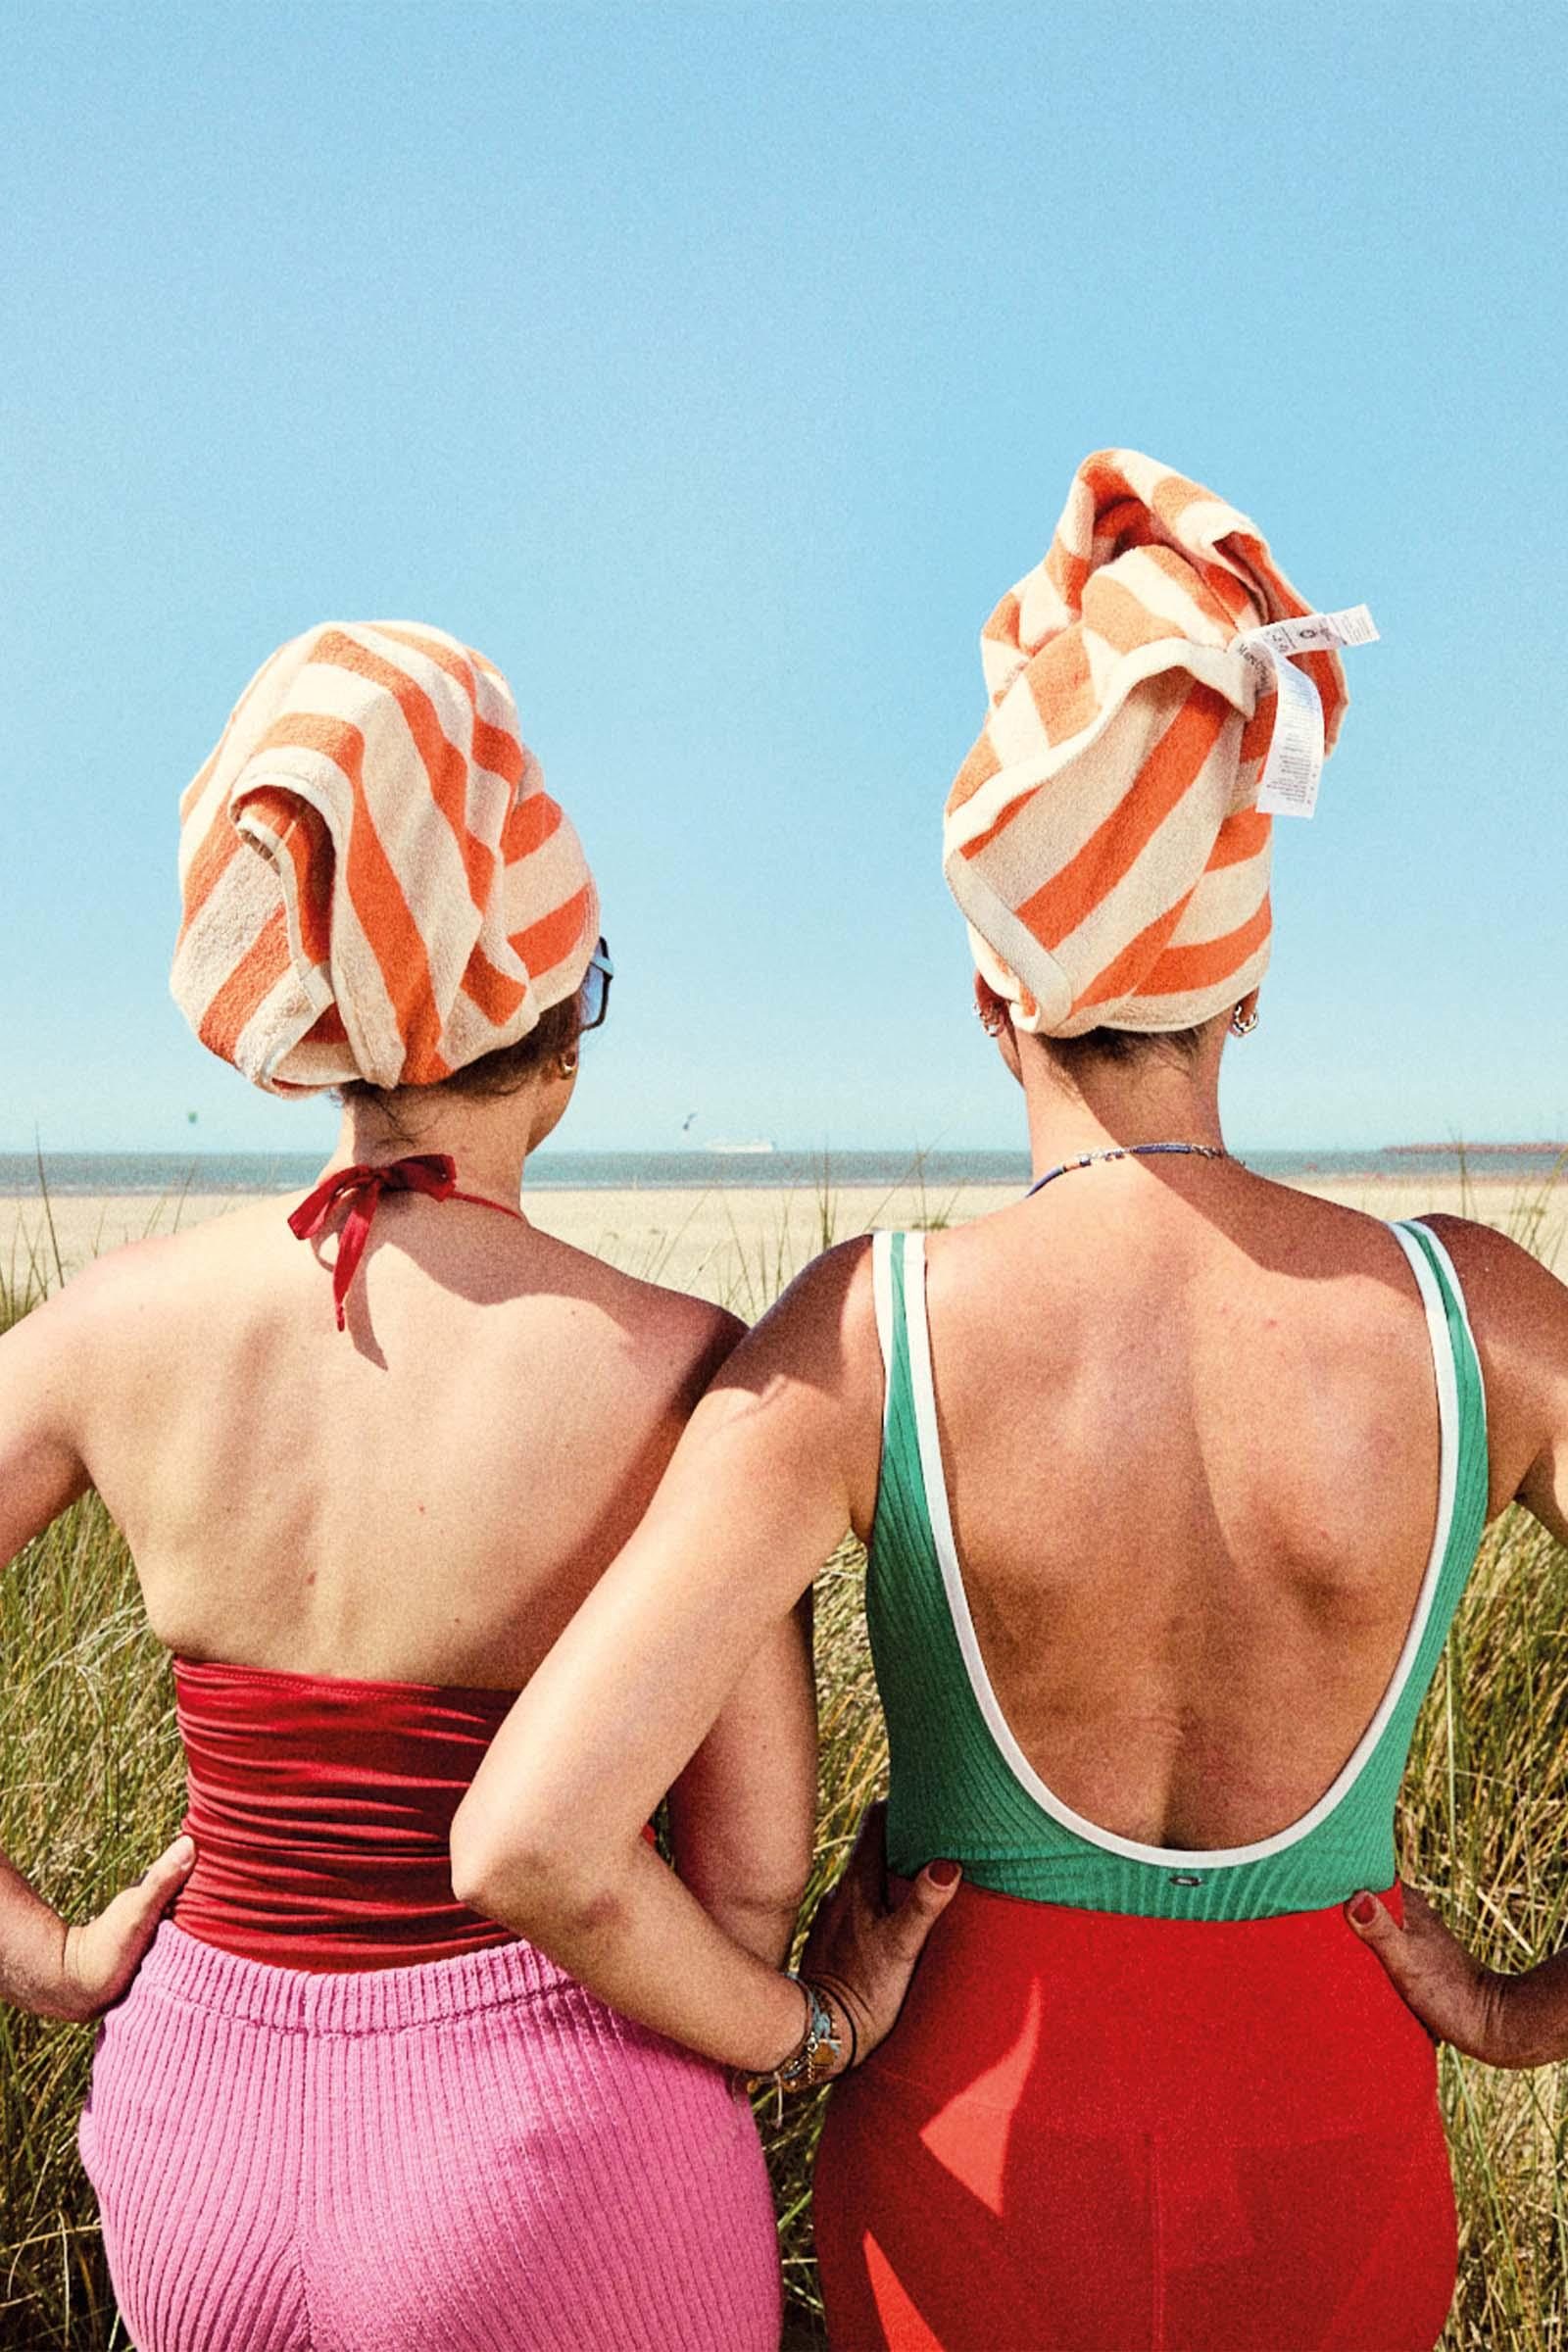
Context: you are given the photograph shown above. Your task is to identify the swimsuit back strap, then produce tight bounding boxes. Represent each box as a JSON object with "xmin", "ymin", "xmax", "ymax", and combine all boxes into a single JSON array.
[{"xmin": 871, "ymin": 1229, "xmax": 923, "ymax": 1503}]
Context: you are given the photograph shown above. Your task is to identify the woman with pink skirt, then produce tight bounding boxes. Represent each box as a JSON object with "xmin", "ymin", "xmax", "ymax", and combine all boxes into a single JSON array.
[{"xmin": 0, "ymin": 621, "xmax": 917, "ymax": 2350}]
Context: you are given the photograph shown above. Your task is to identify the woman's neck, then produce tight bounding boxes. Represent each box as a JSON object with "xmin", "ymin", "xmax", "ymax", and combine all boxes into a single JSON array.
[
  {"xmin": 325, "ymin": 1092, "xmax": 534, "ymax": 1207},
  {"xmin": 1016, "ymin": 1035, "xmax": 1227, "ymax": 1183}
]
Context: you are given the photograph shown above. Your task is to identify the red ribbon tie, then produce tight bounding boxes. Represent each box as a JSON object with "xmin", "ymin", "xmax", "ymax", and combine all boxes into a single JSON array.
[{"xmin": 287, "ymin": 1155, "xmax": 459, "ymax": 1330}]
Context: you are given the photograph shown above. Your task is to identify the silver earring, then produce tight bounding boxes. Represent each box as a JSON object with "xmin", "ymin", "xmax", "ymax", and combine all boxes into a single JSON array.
[{"xmin": 1230, "ymin": 1004, "xmax": 1259, "ymax": 1038}]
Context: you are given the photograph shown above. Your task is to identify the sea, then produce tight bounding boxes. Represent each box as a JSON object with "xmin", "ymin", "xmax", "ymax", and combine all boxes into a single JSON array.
[{"xmin": 2, "ymin": 1146, "xmax": 1565, "ymax": 1198}]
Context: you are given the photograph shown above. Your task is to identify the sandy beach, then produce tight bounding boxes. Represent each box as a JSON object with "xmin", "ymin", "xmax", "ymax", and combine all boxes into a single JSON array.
[{"xmin": 6, "ymin": 1172, "xmax": 1561, "ymax": 1312}]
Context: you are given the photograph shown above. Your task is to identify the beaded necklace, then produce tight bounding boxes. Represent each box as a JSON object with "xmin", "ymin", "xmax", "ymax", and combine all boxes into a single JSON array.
[{"xmin": 1024, "ymin": 1141, "xmax": 1237, "ymax": 1200}]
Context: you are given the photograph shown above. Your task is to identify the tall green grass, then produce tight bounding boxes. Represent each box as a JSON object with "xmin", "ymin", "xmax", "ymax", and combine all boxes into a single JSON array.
[{"xmin": 3, "ymin": 1201, "xmax": 1567, "ymax": 2347}]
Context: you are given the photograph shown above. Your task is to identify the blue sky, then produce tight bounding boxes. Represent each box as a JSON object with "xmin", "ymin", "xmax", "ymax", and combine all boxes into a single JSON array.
[{"xmin": 3, "ymin": 4, "xmax": 1564, "ymax": 1156}]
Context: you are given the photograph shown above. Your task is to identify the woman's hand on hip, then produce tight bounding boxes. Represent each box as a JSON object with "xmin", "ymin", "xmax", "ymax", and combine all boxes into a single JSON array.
[
  {"xmin": 1347, "ymin": 1885, "xmax": 1567, "ymax": 2067},
  {"xmin": 802, "ymin": 1802, "xmax": 961, "ymax": 2075},
  {"xmin": 47, "ymin": 1835, "xmax": 197, "ymax": 2022}
]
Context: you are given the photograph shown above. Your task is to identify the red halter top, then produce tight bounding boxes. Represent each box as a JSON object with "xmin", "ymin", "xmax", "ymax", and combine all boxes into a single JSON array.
[{"xmin": 171, "ymin": 1157, "xmax": 536, "ymax": 1971}]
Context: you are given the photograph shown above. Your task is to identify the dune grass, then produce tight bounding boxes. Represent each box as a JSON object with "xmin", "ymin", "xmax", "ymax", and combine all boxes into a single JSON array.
[{"xmin": 2, "ymin": 1198, "xmax": 1568, "ymax": 2346}]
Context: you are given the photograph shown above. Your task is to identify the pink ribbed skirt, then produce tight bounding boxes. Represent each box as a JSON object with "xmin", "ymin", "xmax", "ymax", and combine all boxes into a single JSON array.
[{"xmin": 79, "ymin": 1923, "xmax": 781, "ymax": 2352}]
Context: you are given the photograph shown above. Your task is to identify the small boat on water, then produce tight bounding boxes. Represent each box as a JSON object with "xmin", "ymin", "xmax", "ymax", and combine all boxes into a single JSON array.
[{"xmin": 704, "ymin": 1139, "xmax": 775, "ymax": 1155}]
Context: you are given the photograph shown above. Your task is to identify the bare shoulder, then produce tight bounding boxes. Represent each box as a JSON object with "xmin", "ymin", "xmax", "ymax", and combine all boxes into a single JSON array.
[
  {"xmin": 9, "ymin": 1230, "xmax": 177, "ymax": 1345},
  {"xmin": 712, "ymin": 1235, "xmax": 879, "ymax": 1396},
  {"xmin": 1417, "ymin": 1212, "xmax": 1568, "ymax": 1338},
  {"xmin": 0, "ymin": 1231, "xmax": 188, "ymax": 1469},
  {"xmin": 6, "ymin": 1200, "xmax": 294, "ymax": 1359},
  {"xmin": 1418, "ymin": 1214, "xmax": 1568, "ymax": 1505},
  {"xmin": 678, "ymin": 1237, "xmax": 883, "ymax": 1530},
  {"xmin": 47, "ymin": 1203, "xmax": 280, "ymax": 1323},
  {"xmin": 635, "ymin": 1278, "xmax": 746, "ymax": 1399},
  {"xmin": 542, "ymin": 1243, "xmax": 748, "ymax": 1404}
]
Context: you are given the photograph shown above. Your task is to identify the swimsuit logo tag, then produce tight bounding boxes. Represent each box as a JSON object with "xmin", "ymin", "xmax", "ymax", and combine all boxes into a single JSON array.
[{"xmin": 1233, "ymin": 605, "xmax": 1379, "ymax": 821}]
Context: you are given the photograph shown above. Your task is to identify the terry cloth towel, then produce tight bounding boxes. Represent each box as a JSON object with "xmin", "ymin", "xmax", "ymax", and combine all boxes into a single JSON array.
[
  {"xmin": 943, "ymin": 450, "xmax": 1349, "ymax": 1037},
  {"xmin": 172, "ymin": 622, "xmax": 599, "ymax": 1093}
]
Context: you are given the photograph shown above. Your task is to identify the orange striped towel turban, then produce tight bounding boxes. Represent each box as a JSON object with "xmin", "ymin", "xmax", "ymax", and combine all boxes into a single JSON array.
[
  {"xmin": 943, "ymin": 449, "xmax": 1351, "ymax": 1037},
  {"xmin": 172, "ymin": 622, "xmax": 599, "ymax": 1093}
]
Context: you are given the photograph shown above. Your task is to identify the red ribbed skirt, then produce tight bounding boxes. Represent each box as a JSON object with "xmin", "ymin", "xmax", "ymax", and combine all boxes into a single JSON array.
[{"xmin": 814, "ymin": 1882, "xmax": 1455, "ymax": 2352}]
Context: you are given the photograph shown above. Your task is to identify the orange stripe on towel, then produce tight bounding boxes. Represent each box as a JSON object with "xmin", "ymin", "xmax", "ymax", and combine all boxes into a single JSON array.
[
  {"xmin": 313, "ymin": 631, "xmax": 496, "ymax": 917},
  {"xmin": 254, "ymin": 711, "xmax": 445, "ymax": 1077},
  {"xmin": 1205, "ymin": 808, "xmax": 1270, "ymax": 873},
  {"xmin": 1014, "ymin": 685, "xmax": 1229, "ymax": 955},
  {"xmin": 1140, "ymin": 895, "xmax": 1272, "ymax": 998},
  {"xmin": 176, "ymin": 819, "xmax": 243, "ymax": 949},
  {"xmin": 512, "ymin": 885, "xmax": 592, "ymax": 982},
  {"xmin": 1071, "ymin": 888, "xmax": 1199, "ymax": 1020},
  {"xmin": 199, "ymin": 904, "xmax": 290, "ymax": 1059}
]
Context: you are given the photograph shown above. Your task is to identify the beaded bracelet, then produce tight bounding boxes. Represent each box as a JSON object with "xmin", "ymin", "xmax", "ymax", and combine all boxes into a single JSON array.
[
  {"xmin": 769, "ymin": 1975, "xmax": 844, "ymax": 2090},
  {"xmin": 811, "ymin": 1974, "xmax": 858, "ymax": 2074}
]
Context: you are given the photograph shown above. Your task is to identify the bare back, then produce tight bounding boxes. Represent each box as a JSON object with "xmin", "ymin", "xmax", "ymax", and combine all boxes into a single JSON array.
[
  {"xmin": 906, "ymin": 1171, "xmax": 1481, "ymax": 1851},
  {"xmin": 54, "ymin": 1194, "xmax": 738, "ymax": 1690}
]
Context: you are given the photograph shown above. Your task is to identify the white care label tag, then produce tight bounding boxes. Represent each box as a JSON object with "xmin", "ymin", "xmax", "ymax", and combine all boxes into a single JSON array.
[
  {"xmin": 1232, "ymin": 605, "xmax": 1379, "ymax": 819},
  {"xmin": 1239, "ymin": 642, "xmax": 1324, "ymax": 816},
  {"xmin": 1243, "ymin": 604, "xmax": 1380, "ymax": 659}
]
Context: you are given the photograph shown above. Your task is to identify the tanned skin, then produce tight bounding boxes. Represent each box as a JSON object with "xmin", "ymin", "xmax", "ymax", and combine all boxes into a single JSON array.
[{"xmin": 456, "ymin": 982, "xmax": 1568, "ymax": 2077}]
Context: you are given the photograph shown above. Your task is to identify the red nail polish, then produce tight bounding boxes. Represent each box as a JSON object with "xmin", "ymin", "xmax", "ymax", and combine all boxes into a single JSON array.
[
  {"xmin": 1349, "ymin": 1893, "xmax": 1378, "ymax": 1926},
  {"xmin": 927, "ymin": 1860, "xmax": 960, "ymax": 1887}
]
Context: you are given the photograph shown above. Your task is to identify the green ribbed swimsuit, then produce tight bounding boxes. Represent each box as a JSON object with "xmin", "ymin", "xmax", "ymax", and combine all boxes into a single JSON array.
[{"xmin": 865, "ymin": 1219, "xmax": 1489, "ymax": 1922}]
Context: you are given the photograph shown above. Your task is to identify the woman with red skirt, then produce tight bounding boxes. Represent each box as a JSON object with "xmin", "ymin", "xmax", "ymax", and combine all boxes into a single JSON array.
[{"xmin": 458, "ymin": 453, "xmax": 1568, "ymax": 2351}]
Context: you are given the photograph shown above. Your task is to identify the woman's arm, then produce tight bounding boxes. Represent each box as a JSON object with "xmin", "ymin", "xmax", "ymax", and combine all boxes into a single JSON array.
[
  {"xmin": 652, "ymin": 1299, "xmax": 818, "ymax": 1970},
  {"xmin": 0, "ymin": 1275, "xmax": 195, "ymax": 2016},
  {"xmin": 664, "ymin": 1594, "xmax": 816, "ymax": 1966},
  {"xmin": 452, "ymin": 1240, "xmax": 959, "ymax": 2072},
  {"xmin": 1350, "ymin": 1215, "xmax": 1568, "ymax": 2058}
]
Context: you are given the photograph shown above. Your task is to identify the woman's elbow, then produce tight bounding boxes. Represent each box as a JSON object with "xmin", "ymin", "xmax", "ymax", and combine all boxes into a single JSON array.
[
  {"xmin": 449, "ymin": 1796, "xmax": 618, "ymax": 1944},
  {"xmin": 451, "ymin": 1795, "xmax": 555, "ymax": 1922}
]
